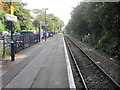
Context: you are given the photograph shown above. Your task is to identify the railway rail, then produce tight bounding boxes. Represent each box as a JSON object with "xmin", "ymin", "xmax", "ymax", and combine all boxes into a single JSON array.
[{"xmin": 64, "ymin": 34, "xmax": 120, "ymax": 89}]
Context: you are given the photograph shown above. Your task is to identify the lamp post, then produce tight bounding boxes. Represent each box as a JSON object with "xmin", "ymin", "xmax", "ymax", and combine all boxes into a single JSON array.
[
  {"xmin": 51, "ymin": 17, "xmax": 55, "ymax": 32},
  {"xmin": 43, "ymin": 8, "xmax": 48, "ymax": 41},
  {"xmin": 0, "ymin": 17, "xmax": 2, "ymax": 29},
  {"xmin": 10, "ymin": 0, "xmax": 15, "ymax": 61},
  {"xmin": 0, "ymin": 16, "xmax": 2, "ymax": 27},
  {"xmin": 51, "ymin": 17, "xmax": 58, "ymax": 34}
]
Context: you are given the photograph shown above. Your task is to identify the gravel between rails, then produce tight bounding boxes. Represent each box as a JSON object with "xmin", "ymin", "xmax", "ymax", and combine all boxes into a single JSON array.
[
  {"xmin": 65, "ymin": 40, "xmax": 85, "ymax": 89},
  {"xmin": 65, "ymin": 35, "xmax": 119, "ymax": 89},
  {"xmin": 68, "ymin": 35, "xmax": 120, "ymax": 85}
]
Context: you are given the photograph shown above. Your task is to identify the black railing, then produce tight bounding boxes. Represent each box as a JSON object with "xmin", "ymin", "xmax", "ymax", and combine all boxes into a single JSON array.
[
  {"xmin": 0, "ymin": 34, "xmax": 39, "ymax": 60},
  {"xmin": 14, "ymin": 34, "xmax": 39, "ymax": 53},
  {"xmin": 0, "ymin": 36, "xmax": 10, "ymax": 59}
]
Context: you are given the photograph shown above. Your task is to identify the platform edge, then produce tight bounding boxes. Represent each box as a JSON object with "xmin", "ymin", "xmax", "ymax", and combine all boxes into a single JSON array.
[{"xmin": 62, "ymin": 34, "xmax": 76, "ymax": 89}]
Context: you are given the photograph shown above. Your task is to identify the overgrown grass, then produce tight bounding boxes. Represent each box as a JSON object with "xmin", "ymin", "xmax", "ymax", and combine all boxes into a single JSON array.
[
  {"xmin": 70, "ymin": 32, "xmax": 119, "ymax": 60},
  {"xmin": 70, "ymin": 32, "xmax": 83, "ymax": 41}
]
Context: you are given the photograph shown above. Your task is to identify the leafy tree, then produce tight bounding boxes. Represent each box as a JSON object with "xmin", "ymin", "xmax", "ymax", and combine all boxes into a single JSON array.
[
  {"xmin": 32, "ymin": 9, "xmax": 44, "ymax": 18},
  {"xmin": 14, "ymin": 3, "xmax": 34, "ymax": 31},
  {"xmin": 0, "ymin": 11, "xmax": 5, "ymax": 31},
  {"xmin": 65, "ymin": 2, "xmax": 120, "ymax": 60},
  {"xmin": 32, "ymin": 10, "xmax": 64, "ymax": 32}
]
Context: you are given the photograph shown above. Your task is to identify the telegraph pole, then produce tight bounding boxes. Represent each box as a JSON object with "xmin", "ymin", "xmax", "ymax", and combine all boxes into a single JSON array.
[
  {"xmin": 44, "ymin": 9, "xmax": 47, "ymax": 41},
  {"xmin": 38, "ymin": 24, "xmax": 41, "ymax": 42}
]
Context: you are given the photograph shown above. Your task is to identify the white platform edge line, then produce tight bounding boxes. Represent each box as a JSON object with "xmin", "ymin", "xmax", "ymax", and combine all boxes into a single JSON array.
[
  {"xmin": 0, "ymin": 67, "xmax": 2, "ymax": 90},
  {"xmin": 62, "ymin": 34, "xmax": 76, "ymax": 89}
]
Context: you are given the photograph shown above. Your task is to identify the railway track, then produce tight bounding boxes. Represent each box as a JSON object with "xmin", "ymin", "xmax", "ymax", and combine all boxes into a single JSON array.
[{"xmin": 64, "ymin": 35, "xmax": 120, "ymax": 89}]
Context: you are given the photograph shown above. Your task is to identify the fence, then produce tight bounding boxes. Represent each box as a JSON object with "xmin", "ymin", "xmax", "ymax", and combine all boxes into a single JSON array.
[
  {"xmin": 0, "ymin": 39, "xmax": 3, "ymax": 59},
  {"xmin": 0, "ymin": 36, "xmax": 10, "ymax": 60},
  {"xmin": 0, "ymin": 34, "xmax": 39, "ymax": 60}
]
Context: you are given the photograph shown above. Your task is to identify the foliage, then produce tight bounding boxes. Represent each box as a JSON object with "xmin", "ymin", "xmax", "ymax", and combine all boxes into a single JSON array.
[
  {"xmin": 65, "ymin": 2, "xmax": 120, "ymax": 60},
  {"xmin": 32, "ymin": 10, "xmax": 64, "ymax": 32},
  {"xmin": 0, "ymin": 1, "xmax": 64, "ymax": 33},
  {"xmin": 14, "ymin": 3, "xmax": 34, "ymax": 31},
  {"xmin": 0, "ymin": 2, "xmax": 34, "ymax": 33},
  {"xmin": 0, "ymin": 11, "xmax": 5, "ymax": 31}
]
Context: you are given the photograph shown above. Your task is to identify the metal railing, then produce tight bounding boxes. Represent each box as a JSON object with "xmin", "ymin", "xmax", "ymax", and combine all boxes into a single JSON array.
[
  {"xmin": 0, "ymin": 36, "xmax": 10, "ymax": 60},
  {"xmin": 0, "ymin": 34, "xmax": 39, "ymax": 60}
]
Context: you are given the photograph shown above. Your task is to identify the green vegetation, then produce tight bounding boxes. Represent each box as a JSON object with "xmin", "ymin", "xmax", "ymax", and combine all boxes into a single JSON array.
[
  {"xmin": 0, "ymin": 2, "xmax": 34, "ymax": 33},
  {"xmin": 65, "ymin": 2, "xmax": 120, "ymax": 60},
  {"xmin": 32, "ymin": 9, "xmax": 64, "ymax": 32},
  {"xmin": 0, "ymin": 2, "xmax": 64, "ymax": 33},
  {"xmin": 0, "ymin": 11, "xmax": 5, "ymax": 31},
  {"xmin": 0, "ymin": 1, "xmax": 64, "ymax": 59}
]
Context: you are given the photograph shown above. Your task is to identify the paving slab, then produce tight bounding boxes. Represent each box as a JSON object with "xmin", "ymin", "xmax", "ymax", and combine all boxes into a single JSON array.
[{"xmin": 1, "ymin": 34, "xmax": 69, "ymax": 89}]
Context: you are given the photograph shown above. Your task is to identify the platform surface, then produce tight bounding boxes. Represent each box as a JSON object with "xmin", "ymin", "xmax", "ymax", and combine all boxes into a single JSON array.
[{"xmin": 0, "ymin": 34, "xmax": 69, "ymax": 89}]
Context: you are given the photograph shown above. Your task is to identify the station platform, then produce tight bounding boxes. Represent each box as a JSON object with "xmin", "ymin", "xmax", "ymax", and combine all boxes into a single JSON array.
[{"xmin": 0, "ymin": 34, "xmax": 75, "ymax": 89}]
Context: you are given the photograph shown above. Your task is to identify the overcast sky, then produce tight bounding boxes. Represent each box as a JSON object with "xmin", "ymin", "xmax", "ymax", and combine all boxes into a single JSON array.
[{"xmin": 22, "ymin": 0, "xmax": 81, "ymax": 25}]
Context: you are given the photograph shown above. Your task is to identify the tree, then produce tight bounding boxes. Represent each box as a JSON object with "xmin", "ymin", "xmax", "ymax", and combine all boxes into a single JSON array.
[
  {"xmin": 0, "ymin": 11, "xmax": 5, "ymax": 31},
  {"xmin": 32, "ymin": 9, "xmax": 44, "ymax": 18},
  {"xmin": 65, "ymin": 2, "xmax": 120, "ymax": 60},
  {"xmin": 14, "ymin": 3, "xmax": 34, "ymax": 31},
  {"xmin": 1, "ymin": 2, "xmax": 34, "ymax": 33},
  {"xmin": 32, "ymin": 10, "xmax": 64, "ymax": 32}
]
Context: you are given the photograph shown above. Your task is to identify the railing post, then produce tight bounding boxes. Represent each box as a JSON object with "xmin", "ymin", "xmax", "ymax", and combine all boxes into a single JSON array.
[
  {"xmin": 2, "ymin": 36, "xmax": 5, "ymax": 58},
  {"xmin": 10, "ymin": 1, "xmax": 15, "ymax": 61},
  {"xmin": 22, "ymin": 35, "xmax": 25, "ymax": 49}
]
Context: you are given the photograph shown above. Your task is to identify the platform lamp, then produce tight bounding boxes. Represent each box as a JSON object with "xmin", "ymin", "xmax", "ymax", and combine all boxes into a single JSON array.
[
  {"xmin": 42, "ymin": 8, "xmax": 48, "ymax": 41},
  {"xmin": 0, "ymin": 16, "xmax": 3, "ymax": 33},
  {"xmin": 0, "ymin": 16, "xmax": 2, "ymax": 25},
  {"xmin": 51, "ymin": 17, "xmax": 55, "ymax": 33},
  {"xmin": 10, "ymin": 0, "xmax": 15, "ymax": 61}
]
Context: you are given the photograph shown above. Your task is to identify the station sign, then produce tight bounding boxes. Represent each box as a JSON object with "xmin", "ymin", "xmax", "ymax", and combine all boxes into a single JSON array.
[
  {"xmin": 40, "ymin": 21, "xmax": 45, "ymax": 24},
  {"xmin": 5, "ymin": 13, "xmax": 17, "ymax": 22},
  {"xmin": 40, "ymin": 22, "xmax": 49, "ymax": 27},
  {"xmin": 36, "ymin": 24, "xmax": 40, "ymax": 26},
  {"xmin": 40, "ymin": 21, "xmax": 45, "ymax": 26}
]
